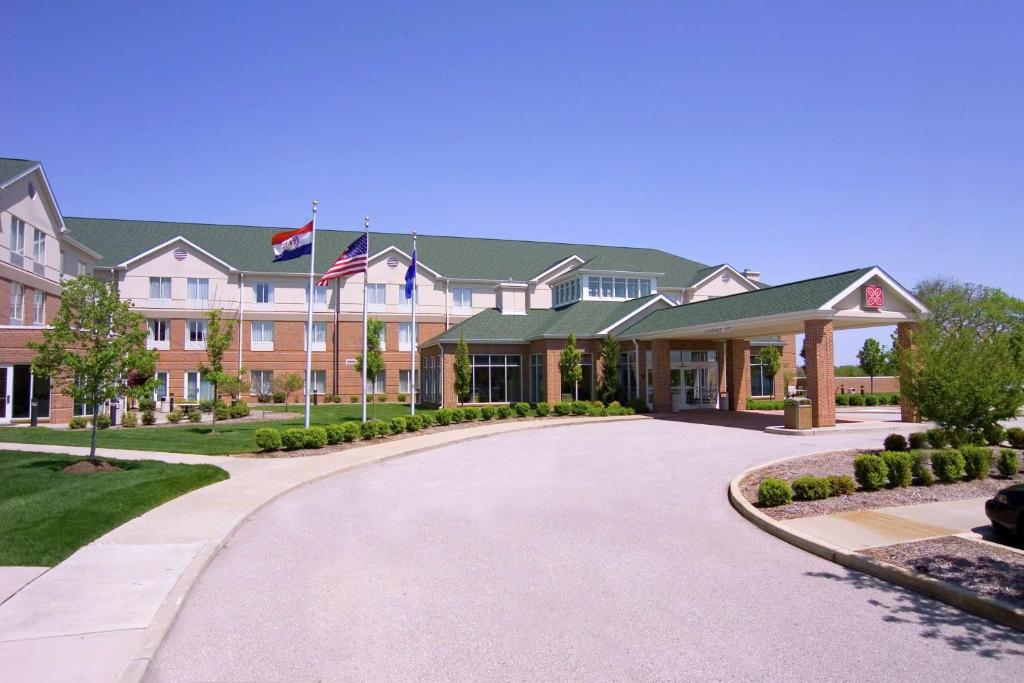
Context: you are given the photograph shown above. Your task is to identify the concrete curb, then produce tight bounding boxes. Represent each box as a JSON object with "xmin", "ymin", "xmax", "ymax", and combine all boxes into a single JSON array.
[
  {"xmin": 727, "ymin": 457, "xmax": 1024, "ymax": 632},
  {"xmin": 117, "ymin": 414, "xmax": 647, "ymax": 682}
]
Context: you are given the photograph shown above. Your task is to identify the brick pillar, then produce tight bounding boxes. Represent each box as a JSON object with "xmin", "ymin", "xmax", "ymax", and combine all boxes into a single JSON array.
[
  {"xmin": 726, "ymin": 339, "xmax": 750, "ymax": 411},
  {"xmin": 636, "ymin": 342, "xmax": 648, "ymax": 406},
  {"xmin": 442, "ymin": 348, "xmax": 458, "ymax": 407},
  {"xmin": 897, "ymin": 322, "xmax": 921, "ymax": 422},
  {"xmin": 651, "ymin": 339, "xmax": 671, "ymax": 412},
  {"xmin": 804, "ymin": 320, "xmax": 836, "ymax": 427},
  {"xmin": 546, "ymin": 343, "xmax": 563, "ymax": 403}
]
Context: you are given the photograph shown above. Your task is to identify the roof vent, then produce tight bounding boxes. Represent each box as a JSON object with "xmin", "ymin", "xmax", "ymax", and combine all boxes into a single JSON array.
[{"xmin": 27, "ymin": 182, "xmax": 36, "ymax": 199}]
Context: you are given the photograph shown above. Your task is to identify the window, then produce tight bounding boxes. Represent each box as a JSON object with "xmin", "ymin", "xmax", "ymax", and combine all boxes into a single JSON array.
[
  {"xmin": 32, "ymin": 291, "xmax": 45, "ymax": 325},
  {"xmin": 186, "ymin": 319, "xmax": 207, "ymax": 349},
  {"xmin": 365, "ymin": 371, "xmax": 386, "ymax": 395},
  {"xmin": 9, "ymin": 216, "xmax": 25, "ymax": 267},
  {"xmin": 614, "ymin": 278, "xmax": 626, "ymax": 298},
  {"xmin": 470, "ymin": 354, "xmax": 522, "ymax": 403},
  {"xmin": 562, "ymin": 353, "xmax": 593, "ymax": 401},
  {"xmin": 251, "ymin": 321, "xmax": 274, "ymax": 350},
  {"xmin": 307, "ymin": 370, "xmax": 327, "ymax": 396},
  {"xmin": 750, "ymin": 350, "xmax": 777, "ymax": 397},
  {"xmin": 153, "ymin": 372, "xmax": 169, "ymax": 401},
  {"xmin": 187, "ymin": 278, "xmax": 209, "ymax": 305},
  {"xmin": 529, "ymin": 353, "xmax": 546, "ymax": 403},
  {"xmin": 147, "ymin": 320, "xmax": 169, "ymax": 349},
  {"xmin": 619, "ymin": 351, "xmax": 637, "ymax": 402},
  {"xmin": 421, "ymin": 355, "xmax": 441, "ymax": 404},
  {"xmin": 306, "ymin": 322, "xmax": 326, "ymax": 351},
  {"xmin": 645, "ymin": 350, "xmax": 654, "ymax": 408},
  {"xmin": 9, "ymin": 283, "xmax": 24, "ymax": 324},
  {"xmin": 250, "ymin": 370, "xmax": 274, "ymax": 396},
  {"xmin": 601, "ymin": 277, "xmax": 614, "ymax": 297},
  {"xmin": 399, "ymin": 285, "xmax": 417, "ymax": 309},
  {"xmin": 376, "ymin": 323, "xmax": 386, "ymax": 351},
  {"xmin": 185, "ymin": 371, "xmax": 214, "ymax": 401},
  {"xmin": 398, "ymin": 322, "xmax": 419, "ymax": 351},
  {"xmin": 553, "ymin": 279, "xmax": 580, "ymax": 307},
  {"xmin": 367, "ymin": 283, "xmax": 386, "ymax": 310},
  {"xmin": 149, "ymin": 277, "xmax": 171, "ymax": 300},
  {"xmin": 77, "ymin": 259, "xmax": 88, "ymax": 276},
  {"xmin": 627, "ymin": 279, "xmax": 639, "ymax": 299},
  {"xmin": 32, "ymin": 229, "xmax": 45, "ymax": 275},
  {"xmin": 588, "ymin": 277, "xmax": 600, "ymax": 297},
  {"xmin": 253, "ymin": 281, "xmax": 274, "ymax": 304},
  {"xmin": 308, "ymin": 285, "xmax": 328, "ymax": 307},
  {"xmin": 399, "ymin": 369, "xmax": 412, "ymax": 395},
  {"xmin": 640, "ymin": 279, "xmax": 652, "ymax": 297},
  {"xmin": 453, "ymin": 287, "xmax": 472, "ymax": 311}
]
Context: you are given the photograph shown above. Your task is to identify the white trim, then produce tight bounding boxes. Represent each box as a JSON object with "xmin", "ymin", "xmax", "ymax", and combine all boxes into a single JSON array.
[
  {"xmin": 116, "ymin": 236, "xmax": 237, "ymax": 271},
  {"xmin": 687, "ymin": 264, "xmax": 757, "ymax": 292},
  {"xmin": 1, "ymin": 164, "xmax": 67, "ymax": 233},
  {"xmin": 529, "ymin": 254, "xmax": 585, "ymax": 283},
  {"xmin": 368, "ymin": 245, "xmax": 443, "ymax": 278},
  {"xmin": 626, "ymin": 309, "xmax": 833, "ymax": 341},
  {"xmin": 493, "ymin": 281, "xmax": 529, "ymax": 290},
  {"xmin": 819, "ymin": 266, "xmax": 929, "ymax": 314},
  {"xmin": 58, "ymin": 234, "xmax": 103, "ymax": 260},
  {"xmin": 596, "ymin": 294, "xmax": 676, "ymax": 335}
]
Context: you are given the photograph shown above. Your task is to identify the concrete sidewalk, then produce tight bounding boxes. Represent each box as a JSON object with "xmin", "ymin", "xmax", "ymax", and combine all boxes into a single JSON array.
[{"xmin": 0, "ymin": 416, "xmax": 642, "ymax": 682}]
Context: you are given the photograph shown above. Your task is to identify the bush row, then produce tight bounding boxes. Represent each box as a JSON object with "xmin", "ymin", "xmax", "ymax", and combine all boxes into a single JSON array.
[
  {"xmin": 835, "ymin": 393, "xmax": 901, "ymax": 407},
  {"xmin": 886, "ymin": 426, "xmax": 1024, "ymax": 452},
  {"xmin": 758, "ymin": 474, "xmax": 856, "ymax": 507}
]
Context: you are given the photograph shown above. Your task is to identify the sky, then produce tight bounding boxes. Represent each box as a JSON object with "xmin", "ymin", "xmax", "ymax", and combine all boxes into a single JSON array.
[{"xmin": 7, "ymin": 1, "xmax": 1023, "ymax": 363}]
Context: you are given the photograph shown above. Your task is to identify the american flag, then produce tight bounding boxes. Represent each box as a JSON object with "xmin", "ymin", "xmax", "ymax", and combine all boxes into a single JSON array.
[{"xmin": 318, "ymin": 234, "xmax": 368, "ymax": 286}]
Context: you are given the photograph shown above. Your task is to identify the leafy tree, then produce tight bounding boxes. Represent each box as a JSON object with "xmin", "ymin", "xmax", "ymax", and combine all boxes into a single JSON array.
[
  {"xmin": 196, "ymin": 308, "xmax": 235, "ymax": 432},
  {"xmin": 856, "ymin": 338, "xmax": 888, "ymax": 394},
  {"xmin": 757, "ymin": 345, "xmax": 782, "ymax": 398},
  {"xmin": 274, "ymin": 372, "xmax": 305, "ymax": 411},
  {"xmin": 597, "ymin": 333, "xmax": 621, "ymax": 404},
  {"xmin": 897, "ymin": 278, "xmax": 1024, "ymax": 435},
  {"xmin": 29, "ymin": 276, "xmax": 156, "ymax": 460},
  {"xmin": 355, "ymin": 317, "xmax": 386, "ymax": 418},
  {"xmin": 454, "ymin": 335, "xmax": 471, "ymax": 404},
  {"xmin": 559, "ymin": 333, "xmax": 583, "ymax": 400}
]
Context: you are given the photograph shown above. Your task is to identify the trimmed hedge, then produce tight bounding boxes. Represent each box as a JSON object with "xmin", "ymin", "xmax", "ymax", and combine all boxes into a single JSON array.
[
  {"xmin": 325, "ymin": 424, "xmax": 345, "ymax": 445},
  {"xmin": 341, "ymin": 422, "xmax": 360, "ymax": 442},
  {"xmin": 389, "ymin": 417, "xmax": 407, "ymax": 435},
  {"xmin": 553, "ymin": 402, "xmax": 572, "ymax": 416},
  {"xmin": 69, "ymin": 416, "xmax": 88, "ymax": 429},
  {"xmin": 758, "ymin": 478, "xmax": 793, "ymax": 507},
  {"xmin": 931, "ymin": 450, "xmax": 966, "ymax": 483},
  {"xmin": 281, "ymin": 428, "xmax": 306, "ymax": 450},
  {"xmin": 853, "ymin": 454, "xmax": 888, "ymax": 491},
  {"xmin": 883, "ymin": 433, "xmax": 908, "ymax": 452},
  {"xmin": 961, "ymin": 446, "xmax": 992, "ymax": 481},
  {"xmin": 93, "ymin": 414, "xmax": 111, "ymax": 429},
  {"xmin": 880, "ymin": 451, "xmax": 913, "ymax": 488},
  {"xmin": 826, "ymin": 475, "xmax": 856, "ymax": 496},
  {"xmin": 303, "ymin": 427, "xmax": 328, "ymax": 449},
  {"xmin": 121, "ymin": 411, "xmax": 138, "ymax": 428},
  {"xmin": 496, "ymin": 404, "xmax": 513, "ymax": 419},
  {"xmin": 514, "ymin": 402, "xmax": 531, "ymax": 417},
  {"xmin": 166, "ymin": 410, "xmax": 183, "ymax": 424},
  {"xmin": 1006, "ymin": 427, "xmax": 1024, "ymax": 449},
  {"xmin": 997, "ymin": 449, "xmax": 1020, "ymax": 478},
  {"xmin": 480, "ymin": 406, "xmax": 495, "ymax": 420},
  {"xmin": 534, "ymin": 403, "xmax": 551, "ymax": 417},
  {"xmin": 141, "ymin": 409, "xmax": 156, "ymax": 426},
  {"xmin": 255, "ymin": 428, "xmax": 282, "ymax": 451},
  {"xmin": 908, "ymin": 432, "xmax": 928, "ymax": 450},
  {"xmin": 984, "ymin": 424, "xmax": 1007, "ymax": 446},
  {"xmin": 792, "ymin": 475, "xmax": 832, "ymax": 501},
  {"xmin": 747, "ymin": 399, "xmax": 785, "ymax": 410},
  {"xmin": 926, "ymin": 428, "xmax": 948, "ymax": 449}
]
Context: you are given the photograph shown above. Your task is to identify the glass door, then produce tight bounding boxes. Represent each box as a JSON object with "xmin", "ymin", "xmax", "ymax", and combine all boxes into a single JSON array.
[
  {"xmin": 0, "ymin": 366, "xmax": 10, "ymax": 423},
  {"xmin": 670, "ymin": 369, "xmax": 683, "ymax": 411}
]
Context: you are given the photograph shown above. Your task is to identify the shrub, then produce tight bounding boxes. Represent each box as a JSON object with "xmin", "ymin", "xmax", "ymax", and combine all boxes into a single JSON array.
[
  {"xmin": 301, "ymin": 427, "xmax": 327, "ymax": 449},
  {"xmin": 166, "ymin": 410, "xmax": 183, "ymax": 424},
  {"xmin": 983, "ymin": 424, "xmax": 1007, "ymax": 446},
  {"xmin": 553, "ymin": 402, "xmax": 572, "ymax": 416},
  {"xmin": 360, "ymin": 421, "xmax": 380, "ymax": 440},
  {"xmin": 608, "ymin": 401, "xmax": 621, "ymax": 409},
  {"xmin": 926, "ymin": 428, "xmax": 948, "ymax": 449},
  {"xmin": 341, "ymin": 422, "xmax": 360, "ymax": 442},
  {"xmin": 588, "ymin": 404, "xmax": 608, "ymax": 417},
  {"xmin": 835, "ymin": 393, "xmax": 850, "ymax": 406},
  {"xmin": 853, "ymin": 454, "xmax": 888, "ymax": 491},
  {"xmin": 121, "ymin": 411, "xmax": 138, "ymax": 428},
  {"xmin": 397, "ymin": 393, "xmax": 406, "ymax": 403},
  {"xmin": 281, "ymin": 428, "xmax": 306, "ymax": 450},
  {"xmin": 967, "ymin": 431, "xmax": 987, "ymax": 446},
  {"xmin": 138, "ymin": 397, "xmax": 155, "ymax": 411},
  {"xmin": 254, "ymin": 428, "xmax": 283, "ymax": 451},
  {"xmin": 272, "ymin": 391, "xmax": 287, "ymax": 404},
  {"xmin": 480, "ymin": 406, "xmax": 495, "ymax": 420},
  {"xmin": 349, "ymin": 395, "xmax": 359, "ymax": 403},
  {"xmin": 908, "ymin": 432, "xmax": 928, "ymax": 450},
  {"xmin": 230, "ymin": 402, "xmax": 251, "ymax": 419},
  {"xmin": 514, "ymin": 402, "xmax": 531, "ymax": 417},
  {"xmin": 864, "ymin": 394, "xmax": 879, "ymax": 407},
  {"xmin": 628, "ymin": 399, "xmax": 648, "ymax": 414},
  {"xmin": 325, "ymin": 424, "xmax": 345, "ymax": 444},
  {"xmin": 93, "ymin": 413, "xmax": 111, "ymax": 429},
  {"xmin": 791, "ymin": 475, "xmax": 832, "ymax": 501},
  {"xmin": 214, "ymin": 405, "xmax": 231, "ymax": 421},
  {"xmin": 622, "ymin": 407, "xmax": 636, "ymax": 415},
  {"xmin": 406, "ymin": 414, "xmax": 422, "ymax": 432},
  {"xmin": 848, "ymin": 394, "xmax": 864, "ymax": 406},
  {"xmin": 461, "ymin": 407, "xmax": 480, "ymax": 422},
  {"xmin": 757, "ymin": 478, "xmax": 793, "ymax": 507},
  {"xmin": 747, "ymin": 399, "xmax": 785, "ymax": 410},
  {"xmin": 918, "ymin": 466, "xmax": 935, "ymax": 486},
  {"xmin": 496, "ymin": 405, "xmax": 513, "ymax": 419},
  {"xmin": 389, "ymin": 417, "xmax": 407, "ymax": 435},
  {"xmin": 910, "ymin": 451, "xmax": 930, "ymax": 478},
  {"xmin": 141, "ymin": 409, "xmax": 156, "ymax": 426},
  {"xmin": 961, "ymin": 446, "xmax": 992, "ymax": 481},
  {"xmin": 881, "ymin": 451, "xmax": 913, "ymax": 487},
  {"xmin": 188, "ymin": 410, "xmax": 202, "ymax": 423},
  {"xmin": 69, "ymin": 416, "xmax": 88, "ymax": 429},
  {"xmin": 883, "ymin": 433, "xmax": 908, "ymax": 452},
  {"xmin": 931, "ymin": 450, "xmax": 966, "ymax": 483},
  {"xmin": 946, "ymin": 429, "xmax": 967, "ymax": 449},
  {"xmin": 419, "ymin": 412, "xmax": 435, "ymax": 428},
  {"xmin": 1006, "ymin": 427, "xmax": 1024, "ymax": 449},
  {"xmin": 826, "ymin": 475, "xmax": 857, "ymax": 496},
  {"xmin": 889, "ymin": 394, "xmax": 901, "ymax": 405},
  {"xmin": 449, "ymin": 408, "xmax": 464, "ymax": 424},
  {"xmin": 534, "ymin": 402, "xmax": 551, "ymax": 417},
  {"xmin": 435, "ymin": 409, "xmax": 453, "ymax": 426},
  {"xmin": 570, "ymin": 401, "xmax": 589, "ymax": 416},
  {"xmin": 997, "ymin": 449, "xmax": 1020, "ymax": 478}
]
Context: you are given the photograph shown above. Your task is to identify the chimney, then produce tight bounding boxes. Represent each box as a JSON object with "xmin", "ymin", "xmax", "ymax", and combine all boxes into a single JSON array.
[{"xmin": 742, "ymin": 268, "xmax": 761, "ymax": 283}]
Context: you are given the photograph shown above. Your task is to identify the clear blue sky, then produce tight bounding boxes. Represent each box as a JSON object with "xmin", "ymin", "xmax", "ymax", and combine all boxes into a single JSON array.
[{"xmin": 9, "ymin": 1, "xmax": 1022, "ymax": 363}]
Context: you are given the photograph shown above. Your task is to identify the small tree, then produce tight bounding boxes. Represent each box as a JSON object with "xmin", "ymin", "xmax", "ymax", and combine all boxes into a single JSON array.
[
  {"xmin": 29, "ymin": 276, "xmax": 156, "ymax": 460},
  {"xmin": 856, "ymin": 338, "xmax": 888, "ymax": 394},
  {"xmin": 597, "ymin": 333, "xmax": 620, "ymax": 404},
  {"xmin": 274, "ymin": 372, "xmax": 305, "ymax": 410},
  {"xmin": 196, "ymin": 308, "xmax": 235, "ymax": 432},
  {"xmin": 559, "ymin": 334, "xmax": 583, "ymax": 401},
  {"xmin": 355, "ymin": 317, "xmax": 386, "ymax": 418},
  {"xmin": 454, "ymin": 334, "xmax": 472, "ymax": 404},
  {"xmin": 757, "ymin": 346, "xmax": 782, "ymax": 398}
]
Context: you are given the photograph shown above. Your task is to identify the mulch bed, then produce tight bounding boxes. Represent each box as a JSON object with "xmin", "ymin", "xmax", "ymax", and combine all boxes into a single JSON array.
[
  {"xmin": 862, "ymin": 536, "xmax": 1024, "ymax": 609},
  {"xmin": 63, "ymin": 460, "xmax": 125, "ymax": 473},
  {"xmin": 740, "ymin": 449, "xmax": 1022, "ymax": 520}
]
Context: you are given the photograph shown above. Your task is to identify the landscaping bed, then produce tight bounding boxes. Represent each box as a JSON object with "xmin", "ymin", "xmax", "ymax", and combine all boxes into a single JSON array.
[{"xmin": 862, "ymin": 536, "xmax": 1024, "ymax": 609}]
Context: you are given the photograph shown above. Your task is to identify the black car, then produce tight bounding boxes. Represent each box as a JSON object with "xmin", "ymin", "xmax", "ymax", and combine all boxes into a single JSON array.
[{"xmin": 985, "ymin": 484, "xmax": 1024, "ymax": 537}]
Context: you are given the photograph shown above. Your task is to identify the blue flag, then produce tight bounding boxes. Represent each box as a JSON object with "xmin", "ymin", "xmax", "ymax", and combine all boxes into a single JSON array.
[{"xmin": 404, "ymin": 247, "xmax": 417, "ymax": 299}]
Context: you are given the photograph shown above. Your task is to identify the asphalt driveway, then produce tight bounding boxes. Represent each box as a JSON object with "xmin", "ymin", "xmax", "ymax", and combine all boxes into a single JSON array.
[{"xmin": 150, "ymin": 419, "xmax": 1024, "ymax": 681}]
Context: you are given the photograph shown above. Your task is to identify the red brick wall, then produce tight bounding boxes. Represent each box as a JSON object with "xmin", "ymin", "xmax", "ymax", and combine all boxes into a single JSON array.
[
  {"xmin": 804, "ymin": 320, "xmax": 836, "ymax": 427},
  {"xmin": 726, "ymin": 339, "xmax": 751, "ymax": 411}
]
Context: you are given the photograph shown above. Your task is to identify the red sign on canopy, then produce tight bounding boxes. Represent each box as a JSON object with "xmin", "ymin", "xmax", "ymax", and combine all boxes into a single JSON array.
[{"xmin": 863, "ymin": 284, "xmax": 884, "ymax": 309}]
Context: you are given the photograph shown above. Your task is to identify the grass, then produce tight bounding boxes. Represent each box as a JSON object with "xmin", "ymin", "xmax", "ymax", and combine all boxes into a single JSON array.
[
  {"xmin": 0, "ymin": 451, "xmax": 228, "ymax": 566},
  {"xmin": 0, "ymin": 403, "xmax": 435, "ymax": 456}
]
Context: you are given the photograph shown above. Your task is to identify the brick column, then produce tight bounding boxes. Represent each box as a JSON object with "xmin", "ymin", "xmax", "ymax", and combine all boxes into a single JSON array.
[
  {"xmin": 546, "ymin": 343, "xmax": 563, "ymax": 403},
  {"xmin": 442, "ymin": 347, "xmax": 458, "ymax": 407},
  {"xmin": 897, "ymin": 322, "xmax": 921, "ymax": 423},
  {"xmin": 726, "ymin": 339, "xmax": 750, "ymax": 411},
  {"xmin": 636, "ymin": 342, "xmax": 648, "ymax": 405},
  {"xmin": 651, "ymin": 339, "xmax": 671, "ymax": 412},
  {"xmin": 804, "ymin": 320, "xmax": 836, "ymax": 427}
]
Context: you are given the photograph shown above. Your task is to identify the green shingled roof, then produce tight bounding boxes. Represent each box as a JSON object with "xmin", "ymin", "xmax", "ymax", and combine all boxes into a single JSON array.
[
  {"xmin": 62, "ymin": 216, "xmax": 711, "ymax": 286},
  {"xmin": 620, "ymin": 267, "xmax": 874, "ymax": 336},
  {"xmin": 0, "ymin": 158, "xmax": 39, "ymax": 185},
  {"xmin": 426, "ymin": 295, "xmax": 665, "ymax": 344}
]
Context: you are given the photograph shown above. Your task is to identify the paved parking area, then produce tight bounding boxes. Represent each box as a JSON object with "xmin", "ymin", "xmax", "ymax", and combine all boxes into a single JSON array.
[{"xmin": 150, "ymin": 420, "xmax": 1024, "ymax": 681}]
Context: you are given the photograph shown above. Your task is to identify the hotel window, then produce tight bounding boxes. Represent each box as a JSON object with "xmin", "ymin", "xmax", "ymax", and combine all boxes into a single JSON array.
[
  {"xmin": 645, "ymin": 350, "xmax": 654, "ymax": 408},
  {"xmin": 251, "ymin": 321, "xmax": 274, "ymax": 351},
  {"xmin": 185, "ymin": 371, "xmax": 214, "ymax": 401},
  {"xmin": 399, "ymin": 285, "xmax": 417, "ymax": 310},
  {"xmin": 149, "ymin": 277, "xmax": 172, "ymax": 300},
  {"xmin": 529, "ymin": 353, "xmax": 546, "ymax": 403},
  {"xmin": 614, "ymin": 278, "xmax": 626, "ymax": 298},
  {"xmin": 186, "ymin": 319, "xmax": 207, "ymax": 349},
  {"xmin": 307, "ymin": 369, "xmax": 327, "ymax": 396},
  {"xmin": 306, "ymin": 322, "xmax": 326, "ymax": 351},
  {"xmin": 618, "ymin": 351, "xmax": 637, "ymax": 402},
  {"xmin": 32, "ymin": 229, "xmax": 45, "ymax": 275},
  {"xmin": 366, "ymin": 283, "xmax": 386, "ymax": 310},
  {"xmin": 308, "ymin": 284, "xmax": 328, "ymax": 307},
  {"xmin": 148, "ymin": 320, "xmax": 169, "ymax": 350},
  {"xmin": 376, "ymin": 323, "xmax": 386, "ymax": 351},
  {"xmin": 453, "ymin": 287, "xmax": 472, "ymax": 311},
  {"xmin": 601, "ymin": 277, "xmax": 614, "ymax": 297},
  {"xmin": 33, "ymin": 291, "xmax": 45, "ymax": 325},
  {"xmin": 588, "ymin": 277, "xmax": 600, "ymax": 297},
  {"xmin": 9, "ymin": 217, "xmax": 25, "ymax": 267},
  {"xmin": 187, "ymin": 278, "xmax": 209, "ymax": 305},
  {"xmin": 73, "ymin": 375, "xmax": 93, "ymax": 416},
  {"xmin": 399, "ymin": 369, "xmax": 412, "ymax": 395},
  {"xmin": 553, "ymin": 279, "xmax": 580, "ymax": 307},
  {"xmin": 9, "ymin": 283, "xmax": 24, "ymax": 324},
  {"xmin": 365, "ymin": 371, "xmax": 386, "ymax": 396},
  {"xmin": 421, "ymin": 355, "xmax": 440, "ymax": 404},
  {"xmin": 153, "ymin": 372, "xmax": 169, "ymax": 402},
  {"xmin": 77, "ymin": 259, "xmax": 88, "ymax": 276},
  {"xmin": 253, "ymin": 281, "xmax": 273, "ymax": 304},
  {"xmin": 639, "ymin": 279, "xmax": 651, "ymax": 296},
  {"xmin": 250, "ymin": 370, "xmax": 274, "ymax": 396},
  {"xmin": 470, "ymin": 354, "xmax": 522, "ymax": 403},
  {"xmin": 750, "ymin": 351, "xmax": 777, "ymax": 398},
  {"xmin": 561, "ymin": 353, "xmax": 593, "ymax": 401},
  {"xmin": 627, "ymin": 279, "xmax": 639, "ymax": 299},
  {"xmin": 398, "ymin": 322, "xmax": 418, "ymax": 352}
]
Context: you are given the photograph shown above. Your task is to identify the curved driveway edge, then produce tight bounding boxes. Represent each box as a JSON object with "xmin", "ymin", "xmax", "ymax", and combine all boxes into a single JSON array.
[
  {"xmin": 728, "ymin": 456, "xmax": 1024, "ymax": 632},
  {"xmin": 0, "ymin": 415, "xmax": 643, "ymax": 683}
]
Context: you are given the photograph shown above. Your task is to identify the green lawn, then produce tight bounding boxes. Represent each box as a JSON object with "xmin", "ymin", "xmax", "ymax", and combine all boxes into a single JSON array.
[
  {"xmin": 0, "ymin": 403, "xmax": 434, "ymax": 456},
  {"xmin": 0, "ymin": 451, "xmax": 228, "ymax": 566}
]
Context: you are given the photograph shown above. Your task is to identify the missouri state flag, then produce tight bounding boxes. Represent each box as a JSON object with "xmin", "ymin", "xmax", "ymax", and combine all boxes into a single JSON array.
[{"xmin": 271, "ymin": 222, "xmax": 313, "ymax": 262}]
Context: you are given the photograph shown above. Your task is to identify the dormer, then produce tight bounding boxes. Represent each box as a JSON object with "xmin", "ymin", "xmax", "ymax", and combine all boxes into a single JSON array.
[
  {"xmin": 495, "ymin": 281, "xmax": 528, "ymax": 315},
  {"xmin": 550, "ymin": 269, "xmax": 659, "ymax": 306},
  {"xmin": 686, "ymin": 264, "xmax": 759, "ymax": 302}
]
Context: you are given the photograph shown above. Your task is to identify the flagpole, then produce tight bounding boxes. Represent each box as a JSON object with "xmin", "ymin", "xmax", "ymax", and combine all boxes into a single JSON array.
[
  {"xmin": 410, "ymin": 230, "xmax": 417, "ymax": 417},
  {"xmin": 303, "ymin": 200, "xmax": 318, "ymax": 429},
  {"xmin": 361, "ymin": 216, "xmax": 369, "ymax": 423}
]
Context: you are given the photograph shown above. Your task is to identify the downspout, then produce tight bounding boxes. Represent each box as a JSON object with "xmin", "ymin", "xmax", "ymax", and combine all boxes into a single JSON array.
[
  {"xmin": 444, "ymin": 278, "xmax": 450, "ymax": 330},
  {"xmin": 237, "ymin": 272, "xmax": 244, "ymax": 381},
  {"xmin": 438, "ymin": 341, "xmax": 445, "ymax": 408}
]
